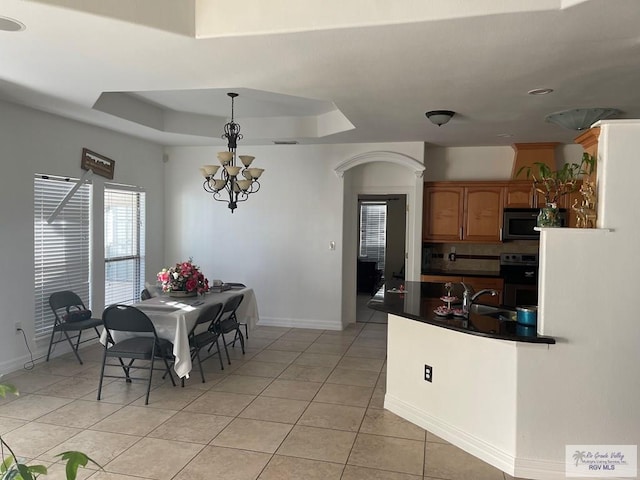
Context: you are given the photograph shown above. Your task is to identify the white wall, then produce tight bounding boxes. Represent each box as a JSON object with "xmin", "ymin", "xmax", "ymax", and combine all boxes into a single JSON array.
[
  {"xmin": 163, "ymin": 143, "xmax": 422, "ymax": 330},
  {"xmin": 424, "ymin": 144, "xmax": 584, "ymax": 181},
  {"xmin": 0, "ymin": 100, "xmax": 165, "ymax": 374},
  {"xmin": 385, "ymin": 314, "xmax": 519, "ymax": 471},
  {"xmin": 518, "ymin": 121, "xmax": 640, "ymax": 478}
]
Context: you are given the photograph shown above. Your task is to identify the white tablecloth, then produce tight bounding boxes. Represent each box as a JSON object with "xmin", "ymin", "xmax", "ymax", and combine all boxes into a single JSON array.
[{"xmin": 99, "ymin": 287, "xmax": 258, "ymax": 378}]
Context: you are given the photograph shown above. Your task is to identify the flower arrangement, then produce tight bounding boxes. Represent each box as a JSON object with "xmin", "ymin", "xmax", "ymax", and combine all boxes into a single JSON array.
[{"xmin": 157, "ymin": 258, "xmax": 209, "ymax": 294}]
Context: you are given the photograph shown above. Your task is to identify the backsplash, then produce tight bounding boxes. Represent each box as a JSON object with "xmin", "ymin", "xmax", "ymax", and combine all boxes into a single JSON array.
[{"xmin": 424, "ymin": 241, "xmax": 539, "ymax": 273}]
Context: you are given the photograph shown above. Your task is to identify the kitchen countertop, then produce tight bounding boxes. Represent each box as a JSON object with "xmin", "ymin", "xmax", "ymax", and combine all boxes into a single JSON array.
[
  {"xmin": 421, "ymin": 269, "xmax": 502, "ymax": 278},
  {"xmin": 368, "ymin": 280, "xmax": 554, "ymax": 344}
]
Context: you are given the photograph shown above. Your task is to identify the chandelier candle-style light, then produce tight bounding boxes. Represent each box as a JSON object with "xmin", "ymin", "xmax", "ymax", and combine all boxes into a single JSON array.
[{"xmin": 200, "ymin": 92, "xmax": 264, "ymax": 212}]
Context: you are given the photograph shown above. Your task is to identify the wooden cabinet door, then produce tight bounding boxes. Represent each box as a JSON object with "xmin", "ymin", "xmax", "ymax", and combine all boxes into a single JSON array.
[
  {"xmin": 462, "ymin": 277, "xmax": 504, "ymax": 306},
  {"xmin": 423, "ymin": 187, "xmax": 464, "ymax": 242},
  {"xmin": 421, "ymin": 274, "xmax": 463, "ymax": 283},
  {"xmin": 504, "ymin": 182, "xmax": 534, "ymax": 208},
  {"xmin": 463, "ymin": 187, "xmax": 504, "ymax": 242}
]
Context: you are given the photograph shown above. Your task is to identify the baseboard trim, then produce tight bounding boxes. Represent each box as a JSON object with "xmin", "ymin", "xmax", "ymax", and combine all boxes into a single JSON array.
[
  {"xmin": 0, "ymin": 337, "xmax": 100, "ymax": 376},
  {"xmin": 385, "ymin": 394, "xmax": 516, "ymax": 475},
  {"xmin": 385, "ymin": 394, "xmax": 567, "ymax": 480},
  {"xmin": 257, "ymin": 316, "xmax": 343, "ymax": 331}
]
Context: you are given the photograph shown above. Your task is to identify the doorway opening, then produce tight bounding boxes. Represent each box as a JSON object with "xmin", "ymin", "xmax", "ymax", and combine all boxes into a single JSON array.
[{"xmin": 356, "ymin": 194, "xmax": 406, "ymax": 324}]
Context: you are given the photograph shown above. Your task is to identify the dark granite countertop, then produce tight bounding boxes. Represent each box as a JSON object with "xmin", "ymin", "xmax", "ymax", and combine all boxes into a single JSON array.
[
  {"xmin": 421, "ymin": 269, "xmax": 502, "ymax": 278},
  {"xmin": 368, "ymin": 281, "xmax": 554, "ymax": 344}
]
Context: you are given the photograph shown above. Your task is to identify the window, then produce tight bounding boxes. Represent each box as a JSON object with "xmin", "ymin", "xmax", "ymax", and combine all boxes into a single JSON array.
[
  {"xmin": 104, "ymin": 185, "xmax": 145, "ymax": 306},
  {"xmin": 34, "ymin": 175, "xmax": 91, "ymax": 337},
  {"xmin": 358, "ymin": 201, "xmax": 387, "ymax": 271}
]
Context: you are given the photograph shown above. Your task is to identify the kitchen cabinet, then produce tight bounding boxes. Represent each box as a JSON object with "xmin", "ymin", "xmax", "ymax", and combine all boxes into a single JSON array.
[
  {"xmin": 421, "ymin": 274, "xmax": 463, "ymax": 283},
  {"xmin": 423, "ymin": 186, "xmax": 464, "ymax": 242},
  {"xmin": 504, "ymin": 181, "xmax": 534, "ymax": 208},
  {"xmin": 504, "ymin": 180, "xmax": 548, "ymax": 208},
  {"xmin": 463, "ymin": 186, "xmax": 504, "ymax": 242},
  {"xmin": 423, "ymin": 183, "xmax": 503, "ymax": 243}
]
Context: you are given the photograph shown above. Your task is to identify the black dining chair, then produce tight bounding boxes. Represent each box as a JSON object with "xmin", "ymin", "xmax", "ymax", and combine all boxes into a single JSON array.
[
  {"xmin": 98, "ymin": 304, "xmax": 176, "ymax": 405},
  {"xmin": 213, "ymin": 294, "xmax": 245, "ymax": 365},
  {"xmin": 222, "ymin": 283, "xmax": 249, "ymax": 339},
  {"xmin": 47, "ymin": 290, "xmax": 103, "ymax": 365},
  {"xmin": 183, "ymin": 302, "xmax": 225, "ymax": 386}
]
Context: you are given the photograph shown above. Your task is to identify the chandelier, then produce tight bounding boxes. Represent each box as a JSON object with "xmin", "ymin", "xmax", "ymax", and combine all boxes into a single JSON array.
[{"xmin": 200, "ymin": 92, "xmax": 264, "ymax": 212}]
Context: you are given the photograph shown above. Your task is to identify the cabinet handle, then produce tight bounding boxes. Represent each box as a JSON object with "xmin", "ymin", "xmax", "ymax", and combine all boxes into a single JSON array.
[
  {"xmin": 459, "ymin": 227, "xmax": 463, "ymax": 240},
  {"xmin": 500, "ymin": 227, "xmax": 503, "ymax": 241}
]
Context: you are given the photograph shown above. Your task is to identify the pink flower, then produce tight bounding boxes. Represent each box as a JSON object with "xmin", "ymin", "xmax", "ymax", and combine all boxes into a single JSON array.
[{"xmin": 157, "ymin": 258, "xmax": 209, "ymax": 293}]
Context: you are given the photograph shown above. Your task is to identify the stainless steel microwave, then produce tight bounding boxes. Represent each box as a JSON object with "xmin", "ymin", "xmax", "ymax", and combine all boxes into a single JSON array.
[{"xmin": 503, "ymin": 208, "xmax": 566, "ymax": 240}]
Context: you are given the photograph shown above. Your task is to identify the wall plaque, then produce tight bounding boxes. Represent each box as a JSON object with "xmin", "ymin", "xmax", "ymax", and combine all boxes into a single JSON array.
[{"xmin": 81, "ymin": 148, "xmax": 115, "ymax": 179}]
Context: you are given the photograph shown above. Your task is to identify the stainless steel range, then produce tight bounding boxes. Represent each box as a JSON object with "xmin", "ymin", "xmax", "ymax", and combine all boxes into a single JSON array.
[{"xmin": 500, "ymin": 253, "xmax": 539, "ymax": 308}]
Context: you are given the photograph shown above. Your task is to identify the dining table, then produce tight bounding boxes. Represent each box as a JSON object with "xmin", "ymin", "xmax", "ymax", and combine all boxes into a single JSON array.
[{"xmin": 99, "ymin": 286, "xmax": 259, "ymax": 378}]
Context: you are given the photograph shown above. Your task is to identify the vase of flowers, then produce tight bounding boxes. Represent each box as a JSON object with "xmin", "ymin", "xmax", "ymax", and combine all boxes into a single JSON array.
[{"xmin": 157, "ymin": 258, "xmax": 209, "ymax": 297}]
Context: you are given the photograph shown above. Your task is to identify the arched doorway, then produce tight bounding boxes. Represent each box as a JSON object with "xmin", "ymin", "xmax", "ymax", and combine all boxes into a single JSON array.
[{"xmin": 334, "ymin": 151, "xmax": 425, "ymax": 327}]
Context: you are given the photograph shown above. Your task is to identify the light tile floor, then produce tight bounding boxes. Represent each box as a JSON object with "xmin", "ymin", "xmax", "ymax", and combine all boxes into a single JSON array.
[
  {"xmin": 356, "ymin": 294, "xmax": 388, "ymax": 324},
  {"xmin": 0, "ymin": 323, "xmax": 521, "ymax": 480}
]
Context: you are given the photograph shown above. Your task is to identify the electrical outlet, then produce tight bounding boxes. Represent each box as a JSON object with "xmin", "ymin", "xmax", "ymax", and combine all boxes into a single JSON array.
[
  {"xmin": 424, "ymin": 364, "xmax": 433, "ymax": 383},
  {"xmin": 14, "ymin": 322, "xmax": 22, "ymax": 334}
]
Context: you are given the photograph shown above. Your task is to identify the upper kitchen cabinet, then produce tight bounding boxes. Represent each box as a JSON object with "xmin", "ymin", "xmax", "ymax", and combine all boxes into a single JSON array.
[
  {"xmin": 504, "ymin": 180, "xmax": 548, "ymax": 208},
  {"xmin": 423, "ymin": 183, "xmax": 503, "ymax": 243},
  {"xmin": 423, "ymin": 185, "xmax": 464, "ymax": 242},
  {"xmin": 574, "ymin": 127, "xmax": 600, "ymax": 159},
  {"xmin": 463, "ymin": 186, "xmax": 504, "ymax": 242}
]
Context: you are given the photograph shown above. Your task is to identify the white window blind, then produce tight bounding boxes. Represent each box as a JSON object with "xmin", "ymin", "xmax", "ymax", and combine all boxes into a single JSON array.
[
  {"xmin": 34, "ymin": 175, "xmax": 91, "ymax": 337},
  {"xmin": 359, "ymin": 201, "xmax": 387, "ymax": 271},
  {"xmin": 104, "ymin": 184, "xmax": 145, "ymax": 306}
]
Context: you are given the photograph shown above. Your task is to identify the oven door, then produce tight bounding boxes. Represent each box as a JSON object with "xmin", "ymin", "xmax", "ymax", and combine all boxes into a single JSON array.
[{"xmin": 503, "ymin": 283, "xmax": 538, "ymax": 308}]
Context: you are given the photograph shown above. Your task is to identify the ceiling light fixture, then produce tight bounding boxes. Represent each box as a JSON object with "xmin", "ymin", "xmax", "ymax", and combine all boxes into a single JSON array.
[
  {"xmin": 545, "ymin": 108, "xmax": 621, "ymax": 131},
  {"xmin": 200, "ymin": 93, "xmax": 264, "ymax": 213},
  {"xmin": 425, "ymin": 110, "xmax": 455, "ymax": 126},
  {"xmin": 528, "ymin": 88, "xmax": 554, "ymax": 95},
  {"xmin": 0, "ymin": 16, "xmax": 26, "ymax": 32}
]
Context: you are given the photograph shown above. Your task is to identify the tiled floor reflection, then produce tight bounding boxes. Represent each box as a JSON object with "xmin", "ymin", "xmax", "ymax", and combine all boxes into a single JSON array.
[{"xmin": 1, "ymin": 322, "xmax": 512, "ymax": 479}]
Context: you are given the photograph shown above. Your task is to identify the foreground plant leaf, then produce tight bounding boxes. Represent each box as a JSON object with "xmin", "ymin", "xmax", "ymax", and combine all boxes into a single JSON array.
[
  {"xmin": 55, "ymin": 452, "xmax": 101, "ymax": 480},
  {"xmin": 0, "ymin": 384, "xmax": 18, "ymax": 399},
  {"xmin": 0, "ymin": 460, "xmax": 47, "ymax": 480}
]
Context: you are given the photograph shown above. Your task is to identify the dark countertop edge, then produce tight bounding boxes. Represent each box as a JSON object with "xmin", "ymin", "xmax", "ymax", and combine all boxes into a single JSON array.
[
  {"xmin": 369, "ymin": 302, "xmax": 555, "ymax": 345},
  {"xmin": 421, "ymin": 270, "xmax": 502, "ymax": 278}
]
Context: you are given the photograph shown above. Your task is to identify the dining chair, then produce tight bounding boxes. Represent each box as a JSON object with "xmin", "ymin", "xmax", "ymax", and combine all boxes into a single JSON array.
[
  {"xmin": 223, "ymin": 283, "xmax": 249, "ymax": 339},
  {"xmin": 214, "ymin": 294, "xmax": 245, "ymax": 365},
  {"xmin": 183, "ymin": 302, "xmax": 225, "ymax": 386},
  {"xmin": 98, "ymin": 304, "xmax": 176, "ymax": 405},
  {"xmin": 47, "ymin": 290, "xmax": 103, "ymax": 365}
]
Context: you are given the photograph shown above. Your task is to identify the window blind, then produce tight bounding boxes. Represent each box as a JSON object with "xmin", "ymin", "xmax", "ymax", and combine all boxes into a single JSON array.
[
  {"xmin": 104, "ymin": 184, "xmax": 145, "ymax": 306},
  {"xmin": 34, "ymin": 175, "xmax": 91, "ymax": 337},
  {"xmin": 358, "ymin": 201, "xmax": 387, "ymax": 271}
]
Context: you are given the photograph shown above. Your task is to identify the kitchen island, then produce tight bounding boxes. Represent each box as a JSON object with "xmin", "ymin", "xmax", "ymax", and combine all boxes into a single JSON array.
[
  {"xmin": 368, "ymin": 280, "xmax": 554, "ymax": 344},
  {"xmin": 372, "ymin": 281, "xmax": 556, "ymax": 479}
]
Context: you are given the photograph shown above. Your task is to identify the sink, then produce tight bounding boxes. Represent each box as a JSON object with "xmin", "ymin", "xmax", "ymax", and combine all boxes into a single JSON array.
[{"xmin": 469, "ymin": 304, "xmax": 516, "ymax": 320}]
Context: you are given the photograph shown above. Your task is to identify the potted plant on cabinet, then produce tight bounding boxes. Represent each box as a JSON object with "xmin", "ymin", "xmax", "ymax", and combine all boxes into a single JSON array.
[
  {"xmin": 517, "ymin": 152, "xmax": 595, "ymax": 227},
  {"xmin": 1, "ymin": 380, "xmax": 99, "ymax": 480}
]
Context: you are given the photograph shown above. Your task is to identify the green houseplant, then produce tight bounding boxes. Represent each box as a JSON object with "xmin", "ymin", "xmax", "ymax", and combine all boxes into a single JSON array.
[
  {"xmin": 0, "ymin": 381, "xmax": 99, "ymax": 480},
  {"xmin": 517, "ymin": 152, "xmax": 595, "ymax": 226}
]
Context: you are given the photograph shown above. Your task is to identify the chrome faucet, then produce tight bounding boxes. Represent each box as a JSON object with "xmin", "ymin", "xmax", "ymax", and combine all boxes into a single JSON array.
[
  {"xmin": 461, "ymin": 282, "xmax": 473, "ymax": 314},
  {"xmin": 461, "ymin": 282, "xmax": 499, "ymax": 315}
]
